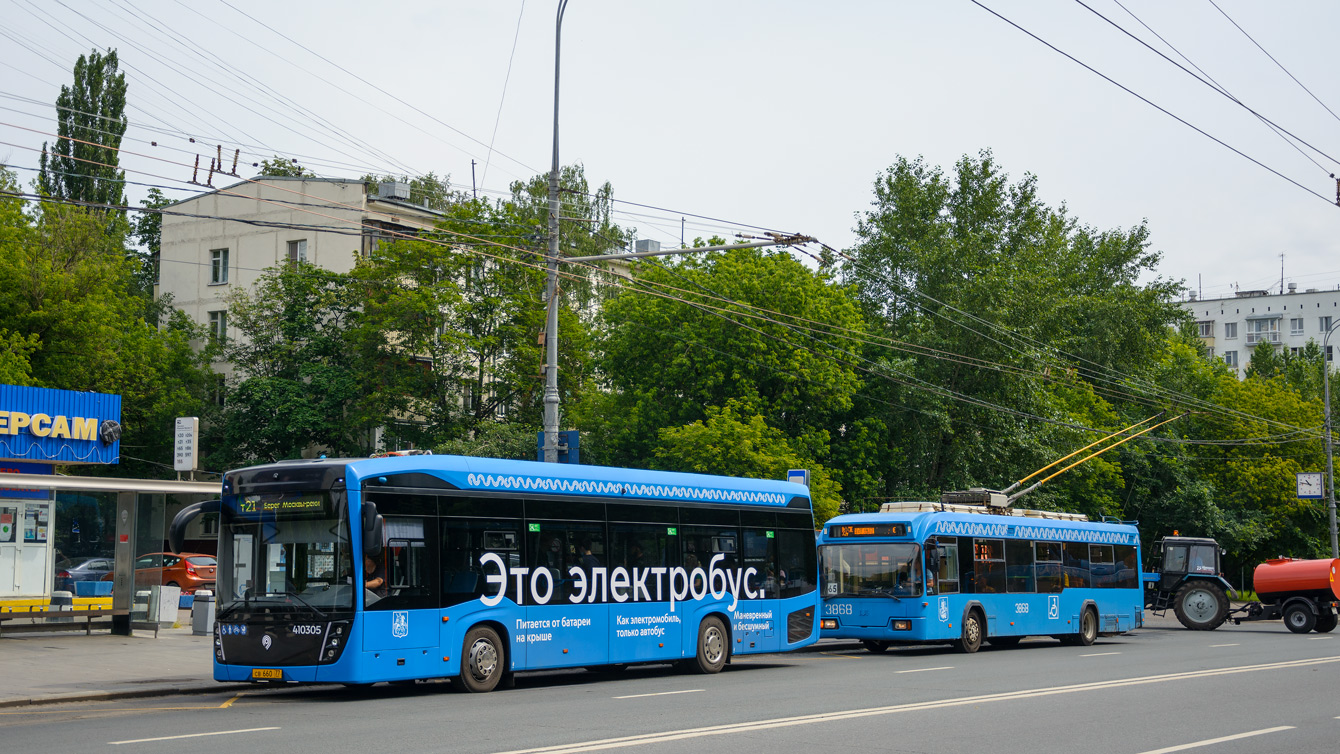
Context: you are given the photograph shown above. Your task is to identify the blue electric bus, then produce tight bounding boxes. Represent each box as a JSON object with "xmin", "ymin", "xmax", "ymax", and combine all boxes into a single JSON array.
[
  {"xmin": 170, "ymin": 455, "xmax": 819, "ymax": 691},
  {"xmin": 816, "ymin": 495, "xmax": 1142, "ymax": 653}
]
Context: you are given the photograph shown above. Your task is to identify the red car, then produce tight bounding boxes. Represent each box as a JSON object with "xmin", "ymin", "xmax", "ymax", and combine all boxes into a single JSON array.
[{"xmin": 102, "ymin": 552, "xmax": 217, "ymax": 594}]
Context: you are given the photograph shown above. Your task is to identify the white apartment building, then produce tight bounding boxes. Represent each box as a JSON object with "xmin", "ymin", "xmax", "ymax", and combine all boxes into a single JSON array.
[
  {"xmin": 1183, "ymin": 284, "xmax": 1340, "ymax": 376},
  {"xmin": 156, "ymin": 176, "xmax": 444, "ymax": 359}
]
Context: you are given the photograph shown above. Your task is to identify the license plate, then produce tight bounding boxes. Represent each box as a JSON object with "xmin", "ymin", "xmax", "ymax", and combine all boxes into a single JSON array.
[{"xmin": 251, "ymin": 668, "xmax": 283, "ymax": 680}]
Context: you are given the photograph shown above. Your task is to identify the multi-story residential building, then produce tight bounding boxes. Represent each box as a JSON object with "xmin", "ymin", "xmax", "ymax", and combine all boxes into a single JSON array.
[
  {"xmin": 1182, "ymin": 284, "xmax": 1340, "ymax": 376},
  {"xmin": 157, "ymin": 176, "xmax": 445, "ymax": 362}
]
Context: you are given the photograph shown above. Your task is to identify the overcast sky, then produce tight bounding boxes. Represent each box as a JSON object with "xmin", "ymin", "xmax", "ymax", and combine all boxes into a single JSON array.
[{"xmin": 3, "ymin": 1, "xmax": 1338, "ymax": 302}]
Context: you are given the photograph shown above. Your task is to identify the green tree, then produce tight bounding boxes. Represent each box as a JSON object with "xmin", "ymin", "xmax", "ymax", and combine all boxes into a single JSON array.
[
  {"xmin": 257, "ymin": 155, "xmax": 314, "ymax": 177},
  {"xmin": 129, "ymin": 187, "xmax": 170, "ymax": 298},
  {"xmin": 653, "ymin": 402, "xmax": 842, "ymax": 523},
  {"xmin": 0, "ymin": 167, "xmax": 214, "ymax": 477},
  {"xmin": 38, "ymin": 49, "xmax": 128, "ymax": 212},
  {"xmin": 591, "ymin": 245, "xmax": 865, "ymax": 474},
  {"xmin": 845, "ymin": 151, "xmax": 1187, "ymax": 503}
]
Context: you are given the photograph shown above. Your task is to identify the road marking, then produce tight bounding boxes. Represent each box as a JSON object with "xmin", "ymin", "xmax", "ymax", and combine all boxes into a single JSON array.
[
  {"xmin": 1209, "ymin": 643, "xmax": 1239, "ymax": 647},
  {"xmin": 818, "ymin": 652, "xmax": 861, "ymax": 659},
  {"xmin": 612, "ymin": 690, "xmax": 703, "ymax": 700},
  {"xmin": 894, "ymin": 666, "xmax": 953, "ymax": 674},
  {"xmin": 108, "ymin": 727, "xmax": 280, "ymax": 745},
  {"xmin": 219, "ymin": 693, "xmax": 245, "ymax": 708},
  {"xmin": 1080, "ymin": 652, "xmax": 1121, "ymax": 657},
  {"xmin": 1, "ymin": 705, "xmax": 214, "ymax": 716},
  {"xmin": 1307, "ymin": 636, "xmax": 1333, "ymax": 640},
  {"xmin": 1134, "ymin": 726, "xmax": 1294, "ymax": 754},
  {"xmin": 493, "ymin": 656, "xmax": 1340, "ymax": 754}
]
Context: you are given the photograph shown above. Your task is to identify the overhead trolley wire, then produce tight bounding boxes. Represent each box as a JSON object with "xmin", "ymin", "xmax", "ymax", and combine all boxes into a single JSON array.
[{"xmin": 970, "ymin": 0, "xmax": 1336, "ymax": 206}]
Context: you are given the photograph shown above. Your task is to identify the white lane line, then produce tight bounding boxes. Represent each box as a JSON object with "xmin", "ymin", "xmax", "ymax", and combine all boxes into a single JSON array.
[
  {"xmin": 1080, "ymin": 652, "xmax": 1121, "ymax": 657},
  {"xmin": 895, "ymin": 666, "xmax": 953, "ymax": 674},
  {"xmin": 493, "ymin": 656, "xmax": 1340, "ymax": 754},
  {"xmin": 1134, "ymin": 726, "xmax": 1294, "ymax": 754},
  {"xmin": 613, "ymin": 690, "xmax": 704, "ymax": 700},
  {"xmin": 1307, "ymin": 636, "xmax": 1334, "ymax": 640},
  {"xmin": 1209, "ymin": 643, "xmax": 1239, "ymax": 648},
  {"xmin": 109, "ymin": 727, "xmax": 280, "ymax": 745}
]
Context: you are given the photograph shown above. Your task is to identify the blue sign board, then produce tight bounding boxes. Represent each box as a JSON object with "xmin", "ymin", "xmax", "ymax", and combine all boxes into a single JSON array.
[
  {"xmin": 0, "ymin": 385, "xmax": 121, "ymax": 465},
  {"xmin": 536, "ymin": 430, "xmax": 580, "ymax": 464},
  {"xmin": 0, "ymin": 461, "xmax": 53, "ymax": 499}
]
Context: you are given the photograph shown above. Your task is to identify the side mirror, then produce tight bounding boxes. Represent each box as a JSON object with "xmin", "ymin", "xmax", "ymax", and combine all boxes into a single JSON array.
[
  {"xmin": 169, "ymin": 499, "xmax": 221, "ymax": 554},
  {"xmin": 925, "ymin": 543, "xmax": 940, "ymax": 570},
  {"xmin": 362, "ymin": 501, "xmax": 383, "ymax": 557}
]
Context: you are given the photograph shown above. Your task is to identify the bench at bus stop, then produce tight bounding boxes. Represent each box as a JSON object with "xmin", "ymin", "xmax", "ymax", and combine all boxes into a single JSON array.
[{"xmin": 0, "ymin": 606, "xmax": 162, "ymax": 638}]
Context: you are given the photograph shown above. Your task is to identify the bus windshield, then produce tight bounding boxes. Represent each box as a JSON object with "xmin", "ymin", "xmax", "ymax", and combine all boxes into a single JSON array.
[
  {"xmin": 217, "ymin": 491, "xmax": 354, "ymax": 616},
  {"xmin": 822, "ymin": 543, "xmax": 922, "ymax": 598}
]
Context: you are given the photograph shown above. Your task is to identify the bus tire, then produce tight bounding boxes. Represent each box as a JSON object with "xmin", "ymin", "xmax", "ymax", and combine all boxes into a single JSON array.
[
  {"xmin": 986, "ymin": 635, "xmax": 1022, "ymax": 647},
  {"xmin": 1069, "ymin": 607, "xmax": 1098, "ymax": 646},
  {"xmin": 1315, "ymin": 610, "xmax": 1338, "ymax": 634},
  {"xmin": 1173, "ymin": 581, "xmax": 1228, "ymax": 630},
  {"xmin": 861, "ymin": 640, "xmax": 891, "ymax": 653},
  {"xmin": 460, "ymin": 626, "xmax": 505, "ymax": 693},
  {"xmin": 954, "ymin": 611, "xmax": 983, "ymax": 654},
  {"xmin": 1283, "ymin": 603, "xmax": 1316, "ymax": 634},
  {"xmin": 690, "ymin": 616, "xmax": 728, "ymax": 674}
]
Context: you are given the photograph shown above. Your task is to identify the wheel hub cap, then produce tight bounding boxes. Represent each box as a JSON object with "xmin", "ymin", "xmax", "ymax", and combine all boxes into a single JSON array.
[
  {"xmin": 470, "ymin": 639, "xmax": 497, "ymax": 680},
  {"xmin": 704, "ymin": 627, "xmax": 724, "ymax": 664},
  {"xmin": 1185, "ymin": 589, "xmax": 1218, "ymax": 622}
]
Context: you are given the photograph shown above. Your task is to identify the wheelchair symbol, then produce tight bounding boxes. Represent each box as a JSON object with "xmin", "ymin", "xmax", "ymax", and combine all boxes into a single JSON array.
[{"xmin": 1047, "ymin": 595, "xmax": 1060, "ymax": 620}]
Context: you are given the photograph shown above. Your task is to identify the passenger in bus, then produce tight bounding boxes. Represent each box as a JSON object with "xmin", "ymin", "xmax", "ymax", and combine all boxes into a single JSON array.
[
  {"xmin": 541, "ymin": 537, "xmax": 565, "ymax": 571},
  {"xmin": 579, "ymin": 540, "xmax": 601, "ymax": 569}
]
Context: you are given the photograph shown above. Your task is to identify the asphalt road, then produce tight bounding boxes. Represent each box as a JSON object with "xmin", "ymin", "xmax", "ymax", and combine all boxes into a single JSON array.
[{"xmin": 3, "ymin": 614, "xmax": 1337, "ymax": 753}]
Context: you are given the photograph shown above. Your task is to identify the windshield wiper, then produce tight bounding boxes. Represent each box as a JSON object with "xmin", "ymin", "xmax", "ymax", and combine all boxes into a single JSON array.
[
  {"xmin": 862, "ymin": 587, "xmax": 903, "ymax": 601},
  {"xmin": 274, "ymin": 590, "xmax": 329, "ymax": 619}
]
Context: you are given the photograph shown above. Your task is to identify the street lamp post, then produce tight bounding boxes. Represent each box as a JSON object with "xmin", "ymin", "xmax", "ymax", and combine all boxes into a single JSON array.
[
  {"xmin": 542, "ymin": 0, "xmax": 570, "ymax": 464},
  {"xmin": 1324, "ymin": 319, "xmax": 1340, "ymax": 557}
]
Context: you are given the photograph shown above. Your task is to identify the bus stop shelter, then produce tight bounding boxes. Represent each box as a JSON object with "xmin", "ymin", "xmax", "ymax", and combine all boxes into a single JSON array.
[{"xmin": 0, "ymin": 472, "xmax": 217, "ymax": 635}]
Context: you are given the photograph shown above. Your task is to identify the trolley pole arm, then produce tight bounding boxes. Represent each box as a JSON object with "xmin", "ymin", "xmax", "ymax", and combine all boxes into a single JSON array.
[
  {"xmin": 1006, "ymin": 412, "xmax": 1188, "ymax": 503},
  {"xmin": 1002, "ymin": 412, "xmax": 1164, "ymax": 494}
]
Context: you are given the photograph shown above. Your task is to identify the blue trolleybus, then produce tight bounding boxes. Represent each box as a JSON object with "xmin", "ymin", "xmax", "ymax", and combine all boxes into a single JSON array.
[
  {"xmin": 171, "ymin": 455, "xmax": 819, "ymax": 691},
  {"xmin": 816, "ymin": 494, "xmax": 1142, "ymax": 653}
]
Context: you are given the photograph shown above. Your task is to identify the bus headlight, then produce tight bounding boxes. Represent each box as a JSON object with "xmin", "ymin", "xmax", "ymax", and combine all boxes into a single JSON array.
[
  {"xmin": 892, "ymin": 620, "xmax": 912, "ymax": 631},
  {"xmin": 820, "ymin": 618, "xmax": 838, "ymax": 630}
]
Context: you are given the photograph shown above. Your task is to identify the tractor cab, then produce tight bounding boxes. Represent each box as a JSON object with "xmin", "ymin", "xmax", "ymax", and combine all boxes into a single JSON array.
[{"xmin": 1148, "ymin": 536, "xmax": 1223, "ymax": 591}]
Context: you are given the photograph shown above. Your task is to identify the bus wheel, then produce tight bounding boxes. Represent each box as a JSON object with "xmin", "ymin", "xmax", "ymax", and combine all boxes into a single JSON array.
[
  {"xmin": 460, "ymin": 626, "xmax": 505, "ymax": 693},
  {"xmin": 1315, "ymin": 610, "xmax": 1338, "ymax": 634},
  {"xmin": 954, "ymin": 611, "xmax": 982, "ymax": 654},
  {"xmin": 1073, "ymin": 608, "xmax": 1098, "ymax": 646},
  {"xmin": 861, "ymin": 640, "xmax": 891, "ymax": 653},
  {"xmin": 691, "ymin": 616, "xmax": 728, "ymax": 674}
]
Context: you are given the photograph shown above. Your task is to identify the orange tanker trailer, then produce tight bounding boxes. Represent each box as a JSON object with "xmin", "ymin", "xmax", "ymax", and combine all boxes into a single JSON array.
[{"xmin": 1232, "ymin": 557, "xmax": 1340, "ymax": 633}]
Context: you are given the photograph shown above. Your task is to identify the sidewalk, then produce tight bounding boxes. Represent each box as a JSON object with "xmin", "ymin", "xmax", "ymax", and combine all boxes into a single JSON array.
[{"xmin": 0, "ymin": 620, "xmax": 244, "ymax": 708}]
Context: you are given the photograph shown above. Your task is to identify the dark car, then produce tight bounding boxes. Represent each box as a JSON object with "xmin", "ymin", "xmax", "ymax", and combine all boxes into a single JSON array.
[
  {"xmin": 54, "ymin": 556, "xmax": 115, "ymax": 592},
  {"xmin": 101, "ymin": 552, "xmax": 217, "ymax": 594}
]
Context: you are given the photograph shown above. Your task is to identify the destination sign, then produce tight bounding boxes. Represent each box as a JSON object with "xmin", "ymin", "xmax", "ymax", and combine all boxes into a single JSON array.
[
  {"xmin": 828, "ymin": 523, "xmax": 907, "ymax": 538},
  {"xmin": 236, "ymin": 494, "xmax": 328, "ymax": 516}
]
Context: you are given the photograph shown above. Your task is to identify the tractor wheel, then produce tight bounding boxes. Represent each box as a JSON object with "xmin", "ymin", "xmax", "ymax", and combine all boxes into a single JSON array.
[
  {"xmin": 954, "ymin": 611, "xmax": 983, "ymax": 654},
  {"xmin": 1283, "ymin": 603, "xmax": 1317, "ymax": 634},
  {"xmin": 1173, "ymin": 581, "xmax": 1228, "ymax": 630},
  {"xmin": 987, "ymin": 635, "xmax": 1023, "ymax": 648},
  {"xmin": 861, "ymin": 640, "xmax": 891, "ymax": 654},
  {"xmin": 1314, "ymin": 610, "xmax": 1338, "ymax": 634}
]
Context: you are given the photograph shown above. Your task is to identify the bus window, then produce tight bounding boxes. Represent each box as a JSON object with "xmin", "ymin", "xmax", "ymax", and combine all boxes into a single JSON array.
[
  {"xmin": 1035, "ymin": 541, "xmax": 1063, "ymax": 593},
  {"xmin": 1089, "ymin": 544, "xmax": 1115, "ymax": 588},
  {"xmin": 936, "ymin": 538, "xmax": 960, "ymax": 594},
  {"xmin": 682, "ymin": 526, "xmax": 738, "ymax": 573},
  {"xmin": 441, "ymin": 519, "xmax": 523, "ymax": 607},
  {"xmin": 777, "ymin": 530, "xmax": 816, "ymax": 598},
  {"xmin": 609, "ymin": 523, "xmax": 672, "ymax": 600},
  {"xmin": 1113, "ymin": 544, "xmax": 1138, "ymax": 589},
  {"xmin": 742, "ymin": 528, "xmax": 777, "ymax": 599},
  {"xmin": 528, "ymin": 521, "xmax": 604, "ymax": 601},
  {"xmin": 1062, "ymin": 542, "xmax": 1090, "ymax": 589},
  {"xmin": 367, "ymin": 515, "xmax": 438, "ymax": 611},
  {"xmin": 973, "ymin": 539, "xmax": 1006, "ymax": 593},
  {"xmin": 1006, "ymin": 539, "xmax": 1035, "ymax": 593}
]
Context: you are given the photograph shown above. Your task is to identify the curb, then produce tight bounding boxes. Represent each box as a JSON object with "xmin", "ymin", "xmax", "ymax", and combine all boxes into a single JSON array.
[{"xmin": 0, "ymin": 683, "xmax": 255, "ymax": 710}]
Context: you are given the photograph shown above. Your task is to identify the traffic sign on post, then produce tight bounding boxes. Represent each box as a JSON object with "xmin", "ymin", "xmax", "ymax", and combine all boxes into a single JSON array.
[
  {"xmin": 174, "ymin": 417, "xmax": 199, "ymax": 472},
  {"xmin": 787, "ymin": 469, "xmax": 810, "ymax": 487}
]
